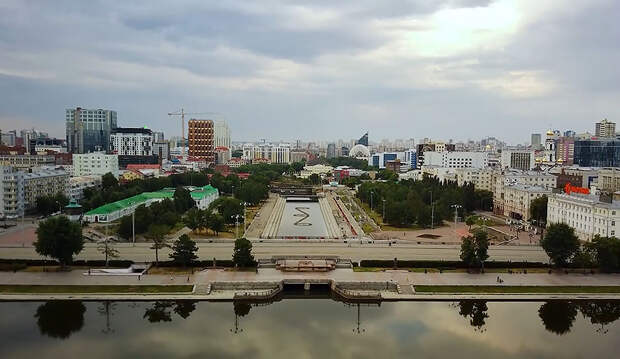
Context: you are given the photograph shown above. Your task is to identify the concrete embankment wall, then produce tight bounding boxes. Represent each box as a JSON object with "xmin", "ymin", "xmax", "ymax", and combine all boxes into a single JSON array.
[
  {"xmin": 319, "ymin": 197, "xmax": 342, "ymax": 239},
  {"xmin": 261, "ymin": 197, "xmax": 286, "ymax": 238}
]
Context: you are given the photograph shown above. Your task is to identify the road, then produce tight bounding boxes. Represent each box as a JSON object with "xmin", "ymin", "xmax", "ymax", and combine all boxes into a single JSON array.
[{"xmin": 0, "ymin": 242, "xmax": 549, "ymax": 263}]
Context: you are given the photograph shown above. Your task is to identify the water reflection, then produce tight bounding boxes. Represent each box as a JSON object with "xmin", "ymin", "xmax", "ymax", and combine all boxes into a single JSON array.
[
  {"xmin": 143, "ymin": 301, "xmax": 198, "ymax": 323},
  {"xmin": 456, "ymin": 300, "xmax": 489, "ymax": 332},
  {"xmin": 578, "ymin": 301, "xmax": 620, "ymax": 334},
  {"xmin": 34, "ymin": 301, "xmax": 86, "ymax": 339},
  {"xmin": 538, "ymin": 301, "xmax": 578, "ymax": 335}
]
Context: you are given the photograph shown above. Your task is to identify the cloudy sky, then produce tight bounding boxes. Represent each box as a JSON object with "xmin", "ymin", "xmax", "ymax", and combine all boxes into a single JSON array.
[{"xmin": 1, "ymin": 0, "xmax": 618, "ymax": 144}]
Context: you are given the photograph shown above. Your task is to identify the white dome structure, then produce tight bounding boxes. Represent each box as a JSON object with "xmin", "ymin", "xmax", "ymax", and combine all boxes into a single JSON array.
[{"xmin": 349, "ymin": 144, "xmax": 370, "ymax": 159}]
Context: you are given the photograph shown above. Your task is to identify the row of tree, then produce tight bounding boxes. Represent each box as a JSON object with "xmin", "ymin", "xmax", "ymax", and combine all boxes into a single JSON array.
[
  {"xmin": 35, "ymin": 192, "xmax": 69, "ymax": 216},
  {"xmin": 357, "ymin": 176, "xmax": 493, "ymax": 228}
]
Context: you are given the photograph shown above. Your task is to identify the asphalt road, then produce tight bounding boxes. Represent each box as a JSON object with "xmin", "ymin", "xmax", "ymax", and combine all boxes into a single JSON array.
[{"xmin": 0, "ymin": 242, "xmax": 549, "ymax": 263}]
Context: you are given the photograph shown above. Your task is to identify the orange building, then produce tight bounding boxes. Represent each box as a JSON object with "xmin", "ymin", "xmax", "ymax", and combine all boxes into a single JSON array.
[{"xmin": 187, "ymin": 119, "xmax": 215, "ymax": 162}]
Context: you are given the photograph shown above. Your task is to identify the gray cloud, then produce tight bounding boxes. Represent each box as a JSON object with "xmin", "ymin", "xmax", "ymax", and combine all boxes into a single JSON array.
[{"xmin": 0, "ymin": 0, "xmax": 619, "ymax": 143}]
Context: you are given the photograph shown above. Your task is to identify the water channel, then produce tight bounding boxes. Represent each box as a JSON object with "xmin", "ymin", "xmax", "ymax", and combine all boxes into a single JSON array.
[{"xmin": 1, "ymin": 296, "xmax": 620, "ymax": 358}]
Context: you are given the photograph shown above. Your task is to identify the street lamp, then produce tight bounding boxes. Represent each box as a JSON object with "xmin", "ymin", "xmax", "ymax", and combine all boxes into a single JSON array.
[{"xmin": 451, "ymin": 204, "xmax": 462, "ymax": 239}]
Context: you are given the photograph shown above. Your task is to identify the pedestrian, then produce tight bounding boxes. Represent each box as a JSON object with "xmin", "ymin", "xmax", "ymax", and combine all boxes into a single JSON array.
[
  {"xmin": 170, "ymin": 275, "xmax": 173, "ymax": 281},
  {"xmin": 187, "ymin": 275, "xmax": 190, "ymax": 282},
  {"xmin": 138, "ymin": 274, "xmax": 141, "ymax": 281},
  {"xmin": 88, "ymin": 268, "xmax": 91, "ymax": 276}
]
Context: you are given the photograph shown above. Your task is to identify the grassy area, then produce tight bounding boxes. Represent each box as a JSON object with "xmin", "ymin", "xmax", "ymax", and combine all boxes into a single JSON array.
[
  {"xmin": 0, "ymin": 285, "xmax": 194, "ymax": 294},
  {"xmin": 414, "ymin": 285, "xmax": 620, "ymax": 294},
  {"xmin": 147, "ymin": 267, "xmax": 200, "ymax": 275}
]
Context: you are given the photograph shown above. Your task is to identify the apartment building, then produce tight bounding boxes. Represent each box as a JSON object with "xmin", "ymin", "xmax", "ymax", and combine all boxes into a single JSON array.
[
  {"xmin": 597, "ymin": 167, "xmax": 620, "ymax": 193},
  {"xmin": 496, "ymin": 184, "xmax": 551, "ymax": 221},
  {"xmin": 110, "ymin": 128, "xmax": 153, "ymax": 156},
  {"xmin": 423, "ymin": 151, "xmax": 488, "ymax": 169},
  {"xmin": 68, "ymin": 175, "xmax": 102, "ymax": 202},
  {"xmin": 0, "ymin": 166, "xmax": 24, "ymax": 218},
  {"xmin": 0, "ymin": 155, "xmax": 55, "ymax": 170},
  {"xmin": 455, "ymin": 168, "xmax": 497, "ymax": 192},
  {"xmin": 242, "ymin": 143, "xmax": 291, "ymax": 164},
  {"xmin": 23, "ymin": 169, "xmax": 69, "ymax": 211},
  {"xmin": 72, "ymin": 152, "xmax": 119, "ymax": 177},
  {"xmin": 187, "ymin": 119, "xmax": 215, "ymax": 162}
]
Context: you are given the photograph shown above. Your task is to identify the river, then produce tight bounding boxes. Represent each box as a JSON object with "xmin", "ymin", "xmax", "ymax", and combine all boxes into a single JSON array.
[{"xmin": 1, "ymin": 296, "xmax": 619, "ymax": 358}]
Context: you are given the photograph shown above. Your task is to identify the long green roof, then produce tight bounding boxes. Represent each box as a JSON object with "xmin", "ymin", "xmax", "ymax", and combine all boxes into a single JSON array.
[{"xmin": 85, "ymin": 185, "xmax": 218, "ymax": 215}]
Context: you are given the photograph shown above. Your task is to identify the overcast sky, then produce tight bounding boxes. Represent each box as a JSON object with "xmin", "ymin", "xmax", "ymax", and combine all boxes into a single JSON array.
[{"xmin": 1, "ymin": 0, "xmax": 618, "ymax": 144}]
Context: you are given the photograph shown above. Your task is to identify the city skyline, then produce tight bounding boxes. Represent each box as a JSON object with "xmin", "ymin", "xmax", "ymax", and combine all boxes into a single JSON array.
[{"xmin": 1, "ymin": 1, "xmax": 619, "ymax": 142}]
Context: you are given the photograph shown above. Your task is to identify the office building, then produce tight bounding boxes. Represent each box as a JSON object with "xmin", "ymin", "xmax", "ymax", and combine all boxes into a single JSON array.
[
  {"xmin": 72, "ymin": 152, "xmax": 119, "ymax": 177},
  {"xmin": 66, "ymin": 107, "xmax": 117, "ymax": 153},
  {"xmin": 187, "ymin": 119, "xmax": 215, "ymax": 162},
  {"xmin": 327, "ymin": 143, "xmax": 336, "ymax": 159},
  {"xmin": 595, "ymin": 119, "xmax": 616, "ymax": 138},
  {"xmin": 110, "ymin": 128, "xmax": 153, "ymax": 156},
  {"xmin": 556, "ymin": 137, "xmax": 575, "ymax": 165},
  {"xmin": 213, "ymin": 121, "xmax": 231, "ymax": 149},
  {"xmin": 597, "ymin": 168, "xmax": 620, "ymax": 193},
  {"xmin": 356, "ymin": 132, "xmax": 369, "ymax": 147},
  {"xmin": 547, "ymin": 192, "xmax": 620, "ymax": 241},
  {"xmin": 574, "ymin": 139, "xmax": 620, "ymax": 167},
  {"xmin": 152, "ymin": 131, "xmax": 165, "ymax": 142},
  {"xmin": 215, "ymin": 146, "xmax": 231, "ymax": 165},
  {"xmin": 500, "ymin": 149, "xmax": 536, "ymax": 171},
  {"xmin": 531, "ymin": 133, "xmax": 542, "ymax": 149},
  {"xmin": 422, "ymin": 151, "xmax": 488, "ymax": 169},
  {"xmin": 152, "ymin": 141, "xmax": 171, "ymax": 162},
  {"xmin": 242, "ymin": 143, "xmax": 291, "ymax": 164}
]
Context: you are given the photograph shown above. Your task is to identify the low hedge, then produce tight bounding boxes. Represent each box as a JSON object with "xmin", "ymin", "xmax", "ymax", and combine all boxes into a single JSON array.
[
  {"xmin": 359, "ymin": 259, "xmax": 552, "ymax": 269},
  {"xmin": 154, "ymin": 260, "xmax": 236, "ymax": 268}
]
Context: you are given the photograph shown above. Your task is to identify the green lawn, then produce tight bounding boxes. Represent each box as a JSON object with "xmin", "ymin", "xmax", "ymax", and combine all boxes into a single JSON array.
[
  {"xmin": 414, "ymin": 285, "xmax": 620, "ymax": 294},
  {"xmin": 0, "ymin": 285, "xmax": 193, "ymax": 294}
]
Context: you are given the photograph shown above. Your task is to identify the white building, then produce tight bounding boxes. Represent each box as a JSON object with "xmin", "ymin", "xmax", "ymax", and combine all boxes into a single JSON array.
[
  {"xmin": 73, "ymin": 152, "xmax": 119, "ymax": 177},
  {"xmin": 242, "ymin": 143, "xmax": 291, "ymax": 164},
  {"xmin": 68, "ymin": 175, "xmax": 102, "ymax": 202},
  {"xmin": 214, "ymin": 120, "xmax": 231, "ymax": 149},
  {"xmin": 493, "ymin": 170, "xmax": 557, "ymax": 219},
  {"xmin": 110, "ymin": 128, "xmax": 153, "ymax": 156},
  {"xmin": 423, "ymin": 151, "xmax": 488, "ymax": 169},
  {"xmin": 547, "ymin": 192, "xmax": 620, "ymax": 241},
  {"xmin": 0, "ymin": 166, "xmax": 24, "ymax": 218},
  {"xmin": 420, "ymin": 166, "xmax": 457, "ymax": 183},
  {"xmin": 300, "ymin": 164, "xmax": 334, "ymax": 179}
]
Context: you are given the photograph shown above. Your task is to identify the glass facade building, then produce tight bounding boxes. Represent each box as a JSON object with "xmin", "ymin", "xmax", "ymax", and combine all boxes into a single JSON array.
[
  {"xmin": 574, "ymin": 140, "xmax": 620, "ymax": 167},
  {"xmin": 66, "ymin": 108, "xmax": 117, "ymax": 154}
]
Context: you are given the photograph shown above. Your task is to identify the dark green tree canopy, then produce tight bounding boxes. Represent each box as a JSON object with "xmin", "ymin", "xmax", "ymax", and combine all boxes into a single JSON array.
[
  {"xmin": 232, "ymin": 237, "xmax": 255, "ymax": 267},
  {"xmin": 169, "ymin": 234, "xmax": 199, "ymax": 266},
  {"xmin": 101, "ymin": 172, "xmax": 118, "ymax": 189},
  {"xmin": 542, "ymin": 223, "xmax": 580, "ymax": 267},
  {"xmin": 538, "ymin": 301, "xmax": 578, "ymax": 335},
  {"xmin": 34, "ymin": 216, "xmax": 83, "ymax": 266},
  {"xmin": 460, "ymin": 229, "xmax": 490, "ymax": 269},
  {"xmin": 530, "ymin": 195, "xmax": 548, "ymax": 225},
  {"xmin": 35, "ymin": 301, "xmax": 86, "ymax": 339}
]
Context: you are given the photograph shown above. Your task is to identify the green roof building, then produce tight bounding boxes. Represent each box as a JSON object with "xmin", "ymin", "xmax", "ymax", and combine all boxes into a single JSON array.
[{"xmin": 83, "ymin": 185, "xmax": 219, "ymax": 223}]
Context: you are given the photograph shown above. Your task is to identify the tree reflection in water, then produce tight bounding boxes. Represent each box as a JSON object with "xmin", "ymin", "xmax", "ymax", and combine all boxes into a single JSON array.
[
  {"xmin": 456, "ymin": 300, "xmax": 489, "ymax": 332},
  {"xmin": 143, "ymin": 301, "xmax": 198, "ymax": 323},
  {"xmin": 538, "ymin": 301, "xmax": 578, "ymax": 335},
  {"xmin": 34, "ymin": 301, "xmax": 86, "ymax": 339},
  {"xmin": 578, "ymin": 301, "xmax": 620, "ymax": 334}
]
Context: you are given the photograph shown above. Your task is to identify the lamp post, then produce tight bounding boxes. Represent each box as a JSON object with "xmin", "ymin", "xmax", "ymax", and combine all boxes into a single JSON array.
[
  {"xmin": 370, "ymin": 191, "xmax": 374, "ymax": 211},
  {"xmin": 382, "ymin": 199, "xmax": 386, "ymax": 222},
  {"xmin": 451, "ymin": 204, "xmax": 462, "ymax": 240}
]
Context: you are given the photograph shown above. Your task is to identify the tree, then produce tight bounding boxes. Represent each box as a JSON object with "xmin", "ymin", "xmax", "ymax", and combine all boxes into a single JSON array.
[
  {"xmin": 239, "ymin": 180, "xmax": 268, "ymax": 206},
  {"xmin": 34, "ymin": 216, "xmax": 83, "ymax": 267},
  {"xmin": 541, "ymin": 223, "xmax": 580, "ymax": 267},
  {"xmin": 234, "ymin": 301, "xmax": 252, "ymax": 317},
  {"xmin": 35, "ymin": 301, "xmax": 86, "ymax": 339},
  {"xmin": 101, "ymin": 172, "xmax": 118, "ymax": 189},
  {"xmin": 209, "ymin": 214, "xmax": 225, "ymax": 236},
  {"xmin": 530, "ymin": 195, "xmax": 548, "ymax": 226},
  {"xmin": 232, "ymin": 237, "xmax": 255, "ymax": 267},
  {"xmin": 97, "ymin": 239, "xmax": 119, "ymax": 267},
  {"xmin": 586, "ymin": 235, "xmax": 620, "ymax": 272},
  {"xmin": 209, "ymin": 197, "xmax": 243, "ymax": 224},
  {"xmin": 465, "ymin": 215, "xmax": 477, "ymax": 231},
  {"xmin": 169, "ymin": 234, "xmax": 198, "ymax": 266},
  {"xmin": 460, "ymin": 229, "xmax": 489, "ymax": 271},
  {"xmin": 308, "ymin": 173, "xmax": 321, "ymax": 185},
  {"xmin": 183, "ymin": 208, "xmax": 202, "ymax": 233},
  {"xmin": 146, "ymin": 224, "xmax": 169, "ymax": 266},
  {"xmin": 173, "ymin": 186, "xmax": 195, "ymax": 213},
  {"xmin": 538, "ymin": 301, "xmax": 578, "ymax": 335}
]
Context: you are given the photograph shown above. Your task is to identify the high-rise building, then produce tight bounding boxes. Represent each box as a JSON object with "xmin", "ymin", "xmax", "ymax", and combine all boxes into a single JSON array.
[
  {"xmin": 152, "ymin": 141, "xmax": 171, "ymax": 162},
  {"xmin": 356, "ymin": 132, "xmax": 368, "ymax": 147},
  {"xmin": 556, "ymin": 137, "xmax": 575, "ymax": 165},
  {"xmin": 530, "ymin": 133, "xmax": 542, "ymax": 149},
  {"xmin": 1, "ymin": 130, "xmax": 17, "ymax": 147},
  {"xmin": 66, "ymin": 107, "xmax": 117, "ymax": 153},
  {"xmin": 187, "ymin": 119, "xmax": 215, "ymax": 162},
  {"xmin": 574, "ymin": 139, "xmax": 620, "ymax": 167},
  {"xmin": 500, "ymin": 149, "xmax": 536, "ymax": 170},
  {"xmin": 0, "ymin": 166, "xmax": 24, "ymax": 218},
  {"xmin": 326, "ymin": 143, "xmax": 336, "ymax": 159},
  {"xmin": 422, "ymin": 151, "xmax": 489, "ymax": 169},
  {"xmin": 213, "ymin": 120, "xmax": 231, "ymax": 149},
  {"xmin": 110, "ymin": 128, "xmax": 153, "ymax": 156},
  {"xmin": 152, "ymin": 131, "xmax": 165, "ymax": 142},
  {"xmin": 595, "ymin": 119, "xmax": 616, "ymax": 138},
  {"xmin": 242, "ymin": 143, "xmax": 291, "ymax": 164}
]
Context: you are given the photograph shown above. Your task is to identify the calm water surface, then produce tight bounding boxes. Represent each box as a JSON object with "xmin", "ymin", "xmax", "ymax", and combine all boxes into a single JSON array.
[
  {"xmin": 1, "ymin": 298, "xmax": 620, "ymax": 359},
  {"xmin": 276, "ymin": 201, "xmax": 329, "ymax": 237}
]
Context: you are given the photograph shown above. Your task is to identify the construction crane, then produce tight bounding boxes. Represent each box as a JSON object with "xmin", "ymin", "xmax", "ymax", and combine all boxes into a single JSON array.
[{"xmin": 167, "ymin": 109, "xmax": 222, "ymax": 157}]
